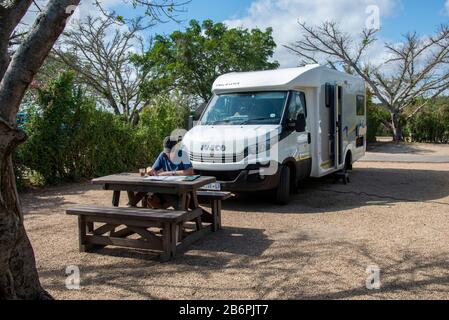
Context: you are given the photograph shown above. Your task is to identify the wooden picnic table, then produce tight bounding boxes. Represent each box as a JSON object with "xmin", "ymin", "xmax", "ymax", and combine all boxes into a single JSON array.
[
  {"xmin": 92, "ymin": 173, "xmax": 216, "ymax": 211},
  {"xmin": 67, "ymin": 174, "xmax": 232, "ymax": 260},
  {"xmin": 90, "ymin": 174, "xmax": 220, "ymax": 253}
]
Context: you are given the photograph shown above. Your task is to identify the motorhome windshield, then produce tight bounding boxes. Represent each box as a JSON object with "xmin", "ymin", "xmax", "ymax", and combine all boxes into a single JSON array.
[{"xmin": 200, "ymin": 92, "xmax": 288, "ymax": 125}]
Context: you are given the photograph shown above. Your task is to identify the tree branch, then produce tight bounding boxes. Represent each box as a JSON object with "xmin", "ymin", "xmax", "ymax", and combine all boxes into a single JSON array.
[
  {"xmin": 0, "ymin": 0, "xmax": 34, "ymax": 80},
  {"xmin": 0, "ymin": 0, "xmax": 81, "ymax": 123}
]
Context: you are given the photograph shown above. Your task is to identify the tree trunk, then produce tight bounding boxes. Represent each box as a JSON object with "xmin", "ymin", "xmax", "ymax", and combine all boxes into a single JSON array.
[
  {"xmin": 0, "ymin": 120, "xmax": 51, "ymax": 300},
  {"xmin": 0, "ymin": 0, "xmax": 81, "ymax": 300},
  {"xmin": 391, "ymin": 112, "xmax": 403, "ymax": 142}
]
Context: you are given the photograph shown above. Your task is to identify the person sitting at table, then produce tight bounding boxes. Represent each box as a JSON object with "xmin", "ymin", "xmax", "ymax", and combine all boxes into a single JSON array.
[{"xmin": 146, "ymin": 136, "xmax": 194, "ymax": 209}]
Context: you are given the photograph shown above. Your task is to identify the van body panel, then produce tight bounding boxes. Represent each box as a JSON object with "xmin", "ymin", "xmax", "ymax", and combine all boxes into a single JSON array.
[{"xmin": 182, "ymin": 65, "xmax": 366, "ymax": 192}]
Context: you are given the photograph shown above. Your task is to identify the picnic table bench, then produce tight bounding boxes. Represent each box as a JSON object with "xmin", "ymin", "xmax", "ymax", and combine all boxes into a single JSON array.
[
  {"xmin": 197, "ymin": 191, "xmax": 233, "ymax": 231},
  {"xmin": 67, "ymin": 205, "xmax": 205, "ymax": 262}
]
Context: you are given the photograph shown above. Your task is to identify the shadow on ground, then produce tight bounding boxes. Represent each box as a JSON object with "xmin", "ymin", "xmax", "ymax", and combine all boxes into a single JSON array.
[
  {"xmin": 38, "ymin": 233, "xmax": 449, "ymax": 299},
  {"xmin": 20, "ymin": 183, "xmax": 103, "ymax": 217},
  {"xmin": 367, "ymin": 141, "xmax": 437, "ymax": 154},
  {"xmin": 21, "ymin": 167, "xmax": 449, "ymax": 217},
  {"xmin": 83, "ymin": 225, "xmax": 273, "ymax": 263},
  {"xmin": 223, "ymin": 167, "xmax": 449, "ymax": 214},
  {"xmin": 23, "ymin": 165, "xmax": 449, "ymax": 299}
]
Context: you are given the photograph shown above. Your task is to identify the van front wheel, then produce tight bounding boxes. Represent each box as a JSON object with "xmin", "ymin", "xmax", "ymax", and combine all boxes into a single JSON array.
[{"xmin": 275, "ymin": 165, "xmax": 290, "ymax": 205}]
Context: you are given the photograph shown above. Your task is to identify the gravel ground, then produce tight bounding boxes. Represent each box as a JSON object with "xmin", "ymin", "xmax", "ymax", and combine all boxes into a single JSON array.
[
  {"xmin": 22, "ymin": 156, "xmax": 449, "ymax": 300},
  {"xmin": 363, "ymin": 142, "xmax": 449, "ymax": 163}
]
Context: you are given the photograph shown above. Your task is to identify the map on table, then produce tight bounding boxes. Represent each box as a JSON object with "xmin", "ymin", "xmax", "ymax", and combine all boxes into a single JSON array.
[{"xmin": 143, "ymin": 175, "xmax": 200, "ymax": 182}]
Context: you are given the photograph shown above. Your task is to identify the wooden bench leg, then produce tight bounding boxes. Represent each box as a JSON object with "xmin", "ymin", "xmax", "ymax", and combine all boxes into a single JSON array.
[
  {"xmin": 210, "ymin": 200, "xmax": 222, "ymax": 232},
  {"xmin": 87, "ymin": 222, "xmax": 94, "ymax": 233},
  {"xmin": 160, "ymin": 222, "xmax": 171, "ymax": 262},
  {"xmin": 79, "ymin": 216, "xmax": 107, "ymax": 252},
  {"xmin": 195, "ymin": 216, "xmax": 202, "ymax": 231},
  {"xmin": 177, "ymin": 223, "xmax": 184, "ymax": 242},
  {"xmin": 142, "ymin": 195, "xmax": 149, "ymax": 208},
  {"xmin": 216, "ymin": 200, "xmax": 222, "ymax": 230},
  {"xmin": 112, "ymin": 191, "xmax": 121, "ymax": 207},
  {"xmin": 170, "ymin": 223, "xmax": 177, "ymax": 258},
  {"xmin": 78, "ymin": 216, "xmax": 89, "ymax": 252}
]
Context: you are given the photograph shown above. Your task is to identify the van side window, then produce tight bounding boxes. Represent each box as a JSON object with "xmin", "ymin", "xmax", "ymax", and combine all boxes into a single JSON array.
[
  {"xmin": 287, "ymin": 92, "xmax": 307, "ymax": 123},
  {"xmin": 356, "ymin": 95, "xmax": 365, "ymax": 116}
]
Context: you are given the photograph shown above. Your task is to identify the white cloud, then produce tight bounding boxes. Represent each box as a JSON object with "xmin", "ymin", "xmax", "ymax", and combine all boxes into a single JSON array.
[
  {"xmin": 445, "ymin": 0, "xmax": 449, "ymax": 15},
  {"xmin": 224, "ymin": 0, "xmax": 400, "ymax": 68},
  {"xmin": 19, "ymin": 0, "xmax": 122, "ymax": 30}
]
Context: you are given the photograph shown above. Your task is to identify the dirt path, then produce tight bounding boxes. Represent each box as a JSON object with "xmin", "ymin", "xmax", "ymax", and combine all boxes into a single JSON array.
[{"xmin": 22, "ymin": 161, "xmax": 449, "ymax": 300}]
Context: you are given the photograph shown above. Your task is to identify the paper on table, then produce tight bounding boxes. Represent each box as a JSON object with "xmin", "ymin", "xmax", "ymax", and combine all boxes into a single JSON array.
[{"xmin": 144, "ymin": 176, "xmax": 189, "ymax": 182}]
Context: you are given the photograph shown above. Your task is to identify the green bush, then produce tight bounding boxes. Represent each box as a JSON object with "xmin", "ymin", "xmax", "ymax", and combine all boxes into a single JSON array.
[
  {"xmin": 15, "ymin": 72, "xmax": 95, "ymax": 184},
  {"xmin": 138, "ymin": 94, "xmax": 190, "ymax": 158},
  {"xmin": 14, "ymin": 72, "xmax": 189, "ymax": 187},
  {"xmin": 407, "ymin": 102, "xmax": 449, "ymax": 143},
  {"xmin": 366, "ymin": 90, "xmax": 390, "ymax": 143}
]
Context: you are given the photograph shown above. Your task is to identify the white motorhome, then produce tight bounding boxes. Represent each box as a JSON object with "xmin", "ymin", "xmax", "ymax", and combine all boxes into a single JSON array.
[{"xmin": 182, "ymin": 65, "xmax": 367, "ymax": 204}]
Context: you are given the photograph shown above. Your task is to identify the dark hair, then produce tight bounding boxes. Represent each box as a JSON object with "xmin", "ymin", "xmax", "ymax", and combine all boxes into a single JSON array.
[{"xmin": 163, "ymin": 137, "xmax": 178, "ymax": 151}]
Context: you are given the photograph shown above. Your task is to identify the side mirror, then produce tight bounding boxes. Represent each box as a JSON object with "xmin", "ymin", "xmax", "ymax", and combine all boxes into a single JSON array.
[
  {"xmin": 296, "ymin": 113, "xmax": 306, "ymax": 132},
  {"xmin": 188, "ymin": 115, "xmax": 194, "ymax": 130}
]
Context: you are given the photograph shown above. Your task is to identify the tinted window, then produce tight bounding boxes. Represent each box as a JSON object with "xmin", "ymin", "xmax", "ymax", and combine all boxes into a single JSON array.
[
  {"xmin": 356, "ymin": 95, "xmax": 365, "ymax": 116},
  {"xmin": 287, "ymin": 91, "xmax": 307, "ymax": 122}
]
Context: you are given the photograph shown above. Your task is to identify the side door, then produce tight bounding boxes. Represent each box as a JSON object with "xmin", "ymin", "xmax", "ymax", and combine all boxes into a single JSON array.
[
  {"xmin": 325, "ymin": 83, "xmax": 342, "ymax": 169},
  {"xmin": 286, "ymin": 91, "xmax": 311, "ymax": 180}
]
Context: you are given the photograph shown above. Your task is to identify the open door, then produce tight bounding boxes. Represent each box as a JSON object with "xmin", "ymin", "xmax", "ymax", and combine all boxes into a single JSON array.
[
  {"xmin": 325, "ymin": 83, "xmax": 343, "ymax": 169},
  {"xmin": 337, "ymin": 85, "xmax": 343, "ymax": 167}
]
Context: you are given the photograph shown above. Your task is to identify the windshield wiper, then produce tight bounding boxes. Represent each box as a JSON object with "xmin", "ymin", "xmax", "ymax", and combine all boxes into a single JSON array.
[
  {"xmin": 240, "ymin": 118, "xmax": 273, "ymax": 125},
  {"xmin": 207, "ymin": 119, "xmax": 232, "ymax": 125}
]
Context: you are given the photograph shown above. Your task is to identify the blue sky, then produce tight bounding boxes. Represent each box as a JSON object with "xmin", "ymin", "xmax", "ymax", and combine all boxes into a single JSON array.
[{"xmin": 109, "ymin": 0, "xmax": 449, "ymax": 67}]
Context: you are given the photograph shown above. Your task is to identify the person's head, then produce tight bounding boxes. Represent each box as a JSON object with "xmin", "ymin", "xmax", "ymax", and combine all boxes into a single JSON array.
[{"xmin": 163, "ymin": 137, "xmax": 178, "ymax": 159}]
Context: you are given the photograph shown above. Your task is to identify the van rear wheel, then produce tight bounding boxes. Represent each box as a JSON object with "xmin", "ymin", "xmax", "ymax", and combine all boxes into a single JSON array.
[
  {"xmin": 344, "ymin": 152, "xmax": 352, "ymax": 172},
  {"xmin": 275, "ymin": 165, "xmax": 290, "ymax": 205}
]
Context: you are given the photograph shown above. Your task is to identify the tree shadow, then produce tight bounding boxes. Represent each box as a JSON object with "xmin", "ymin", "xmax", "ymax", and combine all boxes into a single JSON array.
[
  {"xmin": 62, "ymin": 226, "xmax": 272, "ymax": 264},
  {"xmin": 223, "ymin": 168, "xmax": 449, "ymax": 214},
  {"xmin": 20, "ymin": 183, "xmax": 103, "ymax": 217},
  {"xmin": 22, "ymin": 167, "xmax": 449, "ymax": 299},
  {"xmin": 37, "ymin": 232, "xmax": 449, "ymax": 300},
  {"xmin": 290, "ymin": 244, "xmax": 449, "ymax": 300},
  {"xmin": 37, "ymin": 226, "xmax": 274, "ymax": 298},
  {"xmin": 367, "ymin": 141, "xmax": 436, "ymax": 155}
]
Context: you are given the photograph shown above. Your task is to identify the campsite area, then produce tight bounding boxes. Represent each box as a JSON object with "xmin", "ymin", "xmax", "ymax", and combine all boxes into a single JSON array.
[{"xmin": 23, "ymin": 142, "xmax": 449, "ymax": 300}]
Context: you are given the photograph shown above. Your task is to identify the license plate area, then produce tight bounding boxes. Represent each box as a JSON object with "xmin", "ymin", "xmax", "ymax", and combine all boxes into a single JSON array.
[{"xmin": 201, "ymin": 182, "xmax": 222, "ymax": 191}]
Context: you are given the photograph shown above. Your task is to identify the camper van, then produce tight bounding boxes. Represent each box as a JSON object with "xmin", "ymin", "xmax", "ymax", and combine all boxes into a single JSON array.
[{"xmin": 182, "ymin": 65, "xmax": 367, "ymax": 204}]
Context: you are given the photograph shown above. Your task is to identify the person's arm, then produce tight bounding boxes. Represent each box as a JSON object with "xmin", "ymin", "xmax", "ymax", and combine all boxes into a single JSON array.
[
  {"xmin": 158, "ymin": 153, "xmax": 194, "ymax": 176},
  {"xmin": 147, "ymin": 153, "xmax": 164, "ymax": 176},
  {"xmin": 158, "ymin": 167, "xmax": 194, "ymax": 176}
]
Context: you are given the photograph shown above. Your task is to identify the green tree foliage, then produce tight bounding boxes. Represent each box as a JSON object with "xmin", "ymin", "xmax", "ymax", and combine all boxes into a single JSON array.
[
  {"xmin": 366, "ymin": 90, "xmax": 390, "ymax": 143},
  {"xmin": 407, "ymin": 97, "xmax": 449, "ymax": 143},
  {"xmin": 366, "ymin": 95, "xmax": 449, "ymax": 144},
  {"xmin": 138, "ymin": 94, "xmax": 190, "ymax": 159},
  {"xmin": 14, "ymin": 72, "xmax": 188, "ymax": 187},
  {"xmin": 17, "ymin": 72, "xmax": 96, "ymax": 184},
  {"xmin": 134, "ymin": 19, "xmax": 279, "ymax": 104}
]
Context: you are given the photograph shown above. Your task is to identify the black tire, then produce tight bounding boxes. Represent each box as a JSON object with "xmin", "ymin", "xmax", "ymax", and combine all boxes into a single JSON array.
[
  {"xmin": 275, "ymin": 165, "xmax": 290, "ymax": 205},
  {"xmin": 344, "ymin": 153, "xmax": 352, "ymax": 172}
]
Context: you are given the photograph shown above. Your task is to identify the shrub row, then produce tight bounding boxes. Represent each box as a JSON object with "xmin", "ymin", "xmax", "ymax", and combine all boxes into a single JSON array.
[
  {"xmin": 407, "ymin": 103, "xmax": 449, "ymax": 144},
  {"xmin": 14, "ymin": 72, "xmax": 188, "ymax": 188}
]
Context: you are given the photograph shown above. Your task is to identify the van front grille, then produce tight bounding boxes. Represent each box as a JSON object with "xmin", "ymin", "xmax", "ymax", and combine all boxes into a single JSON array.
[{"xmin": 190, "ymin": 150, "xmax": 247, "ymax": 163}]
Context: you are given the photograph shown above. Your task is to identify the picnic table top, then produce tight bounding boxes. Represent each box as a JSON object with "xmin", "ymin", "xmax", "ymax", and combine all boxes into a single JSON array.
[{"xmin": 92, "ymin": 173, "xmax": 216, "ymax": 191}]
